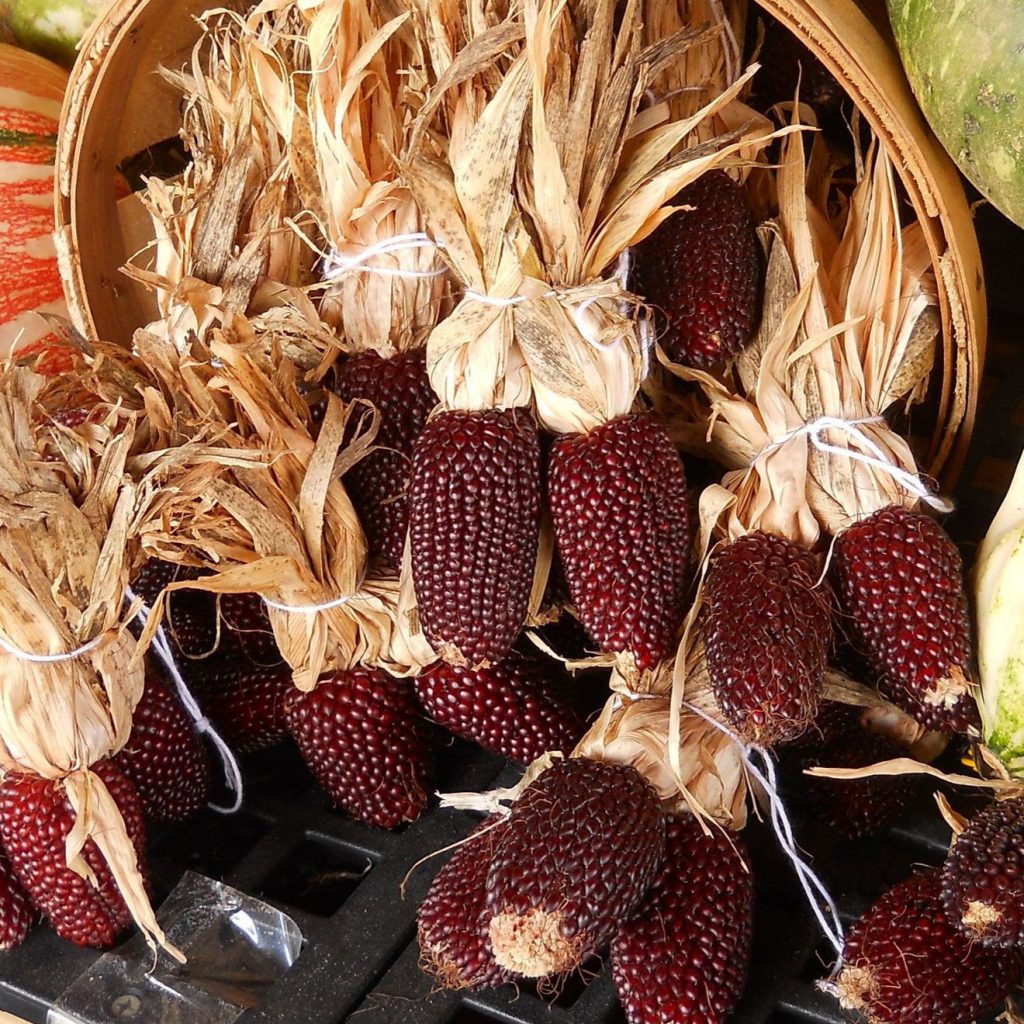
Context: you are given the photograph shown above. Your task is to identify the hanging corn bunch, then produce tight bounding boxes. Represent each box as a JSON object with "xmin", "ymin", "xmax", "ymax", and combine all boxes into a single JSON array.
[{"xmin": 0, "ymin": 363, "xmax": 231, "ymax": 956}]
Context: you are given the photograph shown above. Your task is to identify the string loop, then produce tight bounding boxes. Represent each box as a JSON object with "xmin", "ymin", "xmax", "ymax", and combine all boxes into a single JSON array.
[
  {"xmin": 127, "ymin": 589, "xmax": 244, "ymax": 816},
  {"xmin": 0, "ymin": 630, "xmax": 105, "ymax": 664},
  {"xmin": 322, "ymin": 231, "xmax": 640, "ymax": 356},
  {"xmin": 322, "ymin": 233, "xmax": 447, "ymax": 282},
  {"xmin": 754, "ymin": 415, "xmax": 953, "ymax": 514},
  {"xmin": 261, "ymin": 572, "xmax": 367, "ymax": 614},
  {"xmin": 683, "ymin": 700, "xmax": 845, "ymax": 964}
]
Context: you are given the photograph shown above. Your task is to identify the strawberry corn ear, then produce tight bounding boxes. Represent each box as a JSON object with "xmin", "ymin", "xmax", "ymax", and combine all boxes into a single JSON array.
[
  {"xmin": 549, "ymin": 413, "xmax": 692, "ymax": 679},
  {"xmin": 0, "ymin": 762, "xmax": 147, "ymax": 950},
  {"xmin": 410, "ymin": 409, "xmax": 542, "ymax": 669},
  {"xmin": 0, "ymin": 849, "xmax": 33, "ymax": 952},
  {"xmin": 612, "ymin": 817, "xmax": 754, "ymax": 1024},
  {"xmin": 836, "ymin": 870, "xmax": 1023, "ymax": 1024},
  {"xmin": 417, "ymin": 817, "xmax": 513, "ymax": 992},
  {"xmin": 632, "ymin": 170, "xmax": 761, "ymax": 369},
  {"xmin": 940, "ymin": 796, "xmax": 1024, "ymax": 948},
  {"xmin": 832, "ymin": 506, "xmax": 978, "ymax": 734},
  {"xmin": 285, "ymin": 669, "xmax": 436, "ymax": 830},
  {"xmin": 485, "ymin": 757, "xmax": 665, "ymax": 978},
  {"xmin": 334, "ymin": 350, "xmax": 437, "ymax": 570},
  {"xmin": 415, "ymin": 651, "xmax": 584, "ymax": 765},
  {"xmin": 705, "ymin": 532, "xmax": 831, "ymax": 747},
  {"xmin": 116, "ymin": 671, "xmax": 212, "ymax": 824}
]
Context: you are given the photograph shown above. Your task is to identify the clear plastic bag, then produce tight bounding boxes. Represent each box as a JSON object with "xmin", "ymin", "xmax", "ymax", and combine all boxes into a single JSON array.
[{"xmin": 49, "ymin": 872, "xmax": 303, "ymax": 1024}]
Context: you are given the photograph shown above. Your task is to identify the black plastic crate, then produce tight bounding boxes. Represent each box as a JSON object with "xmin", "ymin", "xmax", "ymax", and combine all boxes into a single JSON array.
[
  {"xmin": 0, "ymin": 735, "xmax": 1004, "ymax": 1024},
  {"xmin": 3, "ymin": 147, "xmax": 1024, "ymax": 1024}
]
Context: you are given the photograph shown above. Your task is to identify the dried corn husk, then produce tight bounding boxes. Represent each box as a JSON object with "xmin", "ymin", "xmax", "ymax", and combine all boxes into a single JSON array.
[
  {"xmin": 402, "ymin": 0, "xmax": 780, "ymax": 421},
  {"xmin": 56, "ymin": 0, "xmax": 983, "ymax": 490},
  {"xmin": 0, "ymin": 367, "xmax": 191, "ymax": 956},
  {"xmin": 576, "ymin": 645, "xmax": 749, "ymax": 828},
  {"xmin": 26, "ymin": 324, "xmax": 427, "ymax": 687},
  {"xmin": 642, "ymin": 0, "xmax": 745, "ymax": 126},
  {"xmin": 270, "ymin": 0, "xmax": 450, "ymax": 358},
  {"xmin": 122, "ymin": 7, "xmax": 314, "ymax": 348},
  {"xmin": 122, "ymin": 324, "xmax": 372, "ymax": 691},
  {"xmin": 670, "ymin": 125, "xmax": 941, "ymax": 540}
]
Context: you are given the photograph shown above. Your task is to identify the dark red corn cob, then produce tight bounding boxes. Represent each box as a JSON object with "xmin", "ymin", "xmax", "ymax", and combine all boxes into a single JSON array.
[
  {"xmin": 548, "ymin": 413, "xmax": 690, "ymax": 675},
  {"xmin": 631, "ymin": 170, "xmax": 760, "ymax": 368},
  {"xmin": 940, "ymin": 796, "xmax": 1024, "ymax": 947},
  {"xmin": 130, "ymin": 559, "xmax": 218, "ymax": 659},
  {"xmin": 837, "ymin": 870, "xmax": 1023, "ymax": 1024},
  {"xmin": 219, "ymin": 593, "xmax": 282, "ymax": 667},
  {"xmin": 832, "ymin": 506, "xmax": 978, "ymax": 733},
  {"xmin": 0, "ymin": 849, "xmax": 34, "ymax": 950},
  {"xmin": 781, "ymin": 699, "xmax": 861, "ymax": 755},
  {"xmin": 48, "ymin": 407, "xmax": 92, "ymax": 429},
  {"xmin": 612, "ymin": 817, "xmax": 753, "ymax": 1024},
  {"xmin": 201, "ymin": 660, "xmax": 293, "ymax": 754},
  {"xmin": 410, "ymin": 408, "xmax": 541, "ymax": 668},
  {"xmin": 753, "ymin": 15, "xmax": 850, "ymax": 137},
  {"xmin": 798, "ymin": 729, "xmax": 921, "ymax": 840},
  {"xmin": 0, "ymin": 760, "xmax": 147, "ymax": 949},
  {"xmin": 116, "ymin": 670, "xmax": 212, "ymax": 823},
  {"xmin": 285, "ymin": 668, "xmax": 436, "ymax": 829},
  {"xmin": 334, "ymin": 349, "xmax": 437, "ymax": 569},
  {"xmin": 485, "ymin": 757, "xmax": 665, "ymax": 977},
  {"xmin": 705, "ymin": 532, "xmax": 831, "ymax": 746},
  {"xmin": 414, "ymin": 650, "xmax": 585, "ymax": 765},
  {"xmin": 418, "ymin": 816, "xmax": 513, "ymax": 991}
]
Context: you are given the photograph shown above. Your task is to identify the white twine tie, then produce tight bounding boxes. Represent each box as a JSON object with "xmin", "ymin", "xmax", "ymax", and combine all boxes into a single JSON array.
[
  {"xmin": 127, "ymin": 589, "xmax": 244, "ymax": 816},
  {"xmin": 610, "ymin": 685, "xmax": 663, "ymax": 713},
  {"xmin": 0, "ymin": 631, "xmax": 105, "ymax": 664},
  {"xmin": 261, "ymin": 572, "xmax": 367, "ymax": 615},
  {"xmin": 322, "ymin": 233, "xmax": 448, "ymax": 282},
  {"xmin": 683, "ymin": 700, "xmax": 846, "ymax": 962},
  {"xmin": 756, "ymin": 415, "xmax": 953, "ymax": 514},
  {"xmin": 318, "ymin": 231, "xmax": 642, "ymax": 358},
  {"xmin": 463, "ymin": 289, "xmax": 552, "ymax": 308}
]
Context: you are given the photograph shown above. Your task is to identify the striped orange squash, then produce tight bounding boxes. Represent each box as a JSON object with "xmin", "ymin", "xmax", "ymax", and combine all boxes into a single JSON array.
[{"xmin": 0, "ymin": 43, "xmax": 71, "ymax": 372}]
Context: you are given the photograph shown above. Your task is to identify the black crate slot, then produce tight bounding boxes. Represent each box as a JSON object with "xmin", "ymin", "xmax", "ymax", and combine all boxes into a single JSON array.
[
  {"xmin": 799, "ymin": 940, "xmax": 839, "ymax": 984},
  {"xmin": 152, "ymin": 809, "xmax": 271, "ymax": 881},
  {"xmin": 241, "ymin": 744, "xmax": 316, "ymax": 799},
  {"xmin": 535, "ymin": 961, "xmax": 598, "ymax": 1010},
  {"xmin": 259, "ymin": 840, "xmax": 374, "ymax": 916}
]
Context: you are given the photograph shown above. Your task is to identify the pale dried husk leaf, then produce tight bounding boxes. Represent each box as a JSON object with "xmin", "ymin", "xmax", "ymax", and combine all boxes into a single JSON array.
[
  {"xmin": 514, "ymin": 0, "xmax": 782, "ymax": 434},
  {"xmin": 243, "ymin": 0, "xmax": 450, "ymax": 360},
  {"xmin": 133, "ymin": 325, "xmax": 374, "ymax": 691},
  {"xmin": 406, "ymin": 0, "xmax": 781, "ymax": 424},
  {"xmin": 405, "ymin": 35, "xmax": 533, "ymax": 411},
  {"xmin": 576, "ymin": 626, "xmax": 748, "ymax": 829},
  {"xmin": 821, "ymin": 668, "xmax": 948, "ymax": 761},
  {"xmin": 122, "ymin": 7, "xmax": 313, "ymax": 342},
  {"xmin": 642, "ymin": 1, "xmax": 742, "ymax": 110}
]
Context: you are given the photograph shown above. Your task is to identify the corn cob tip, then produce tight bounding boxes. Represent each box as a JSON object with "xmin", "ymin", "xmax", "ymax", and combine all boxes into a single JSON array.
[{"xmin": 488, "ymin": 908, "xmax": 584, "ymax": 977}]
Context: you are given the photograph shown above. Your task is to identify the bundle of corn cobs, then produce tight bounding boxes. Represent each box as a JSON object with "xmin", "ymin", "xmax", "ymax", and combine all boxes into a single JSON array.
[{"xmin": 0, "ymin": 0, "xmax": 1012, "ymax": 1022}]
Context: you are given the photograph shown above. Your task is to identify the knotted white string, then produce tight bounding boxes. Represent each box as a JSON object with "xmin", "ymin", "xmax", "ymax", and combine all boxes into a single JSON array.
[
  {"xmin": 319, "ymin": 231, "xmax": 644, "ymax": 357},
  {"xmin": 463, "ymin": 288, "xmax": 554, "ymax": 308},
  {"xmin": 127, "ymin": 589, "xmax": 244, "ymax": 816},
  {"xmin": 261, "ymin": 572, "xmax": 367, "ymax": 614},
  {"xmin": 609, "ymin": 685, "xmax": 663, "ymax": 712},
  {"xmin": 322, "ymin": 233, "xmax": 448, "ymax": 282},
  {"xmin": 0, "ymin": 630, "xmax": 105, "ymax": 664},
  {"xmin": 683, "ymin": 700, "xmax": 846, "ymax": 962},
  {"xmin": 755, "ymin": 415, "xmax": 953, "ymax": 514}
]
